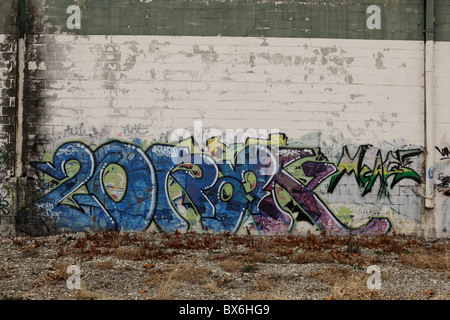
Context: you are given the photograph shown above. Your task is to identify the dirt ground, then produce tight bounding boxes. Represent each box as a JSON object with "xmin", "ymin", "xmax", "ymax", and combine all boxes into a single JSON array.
[{"xmin": 0, "ymin": 230, "xmax": 448, "ymax": 302}]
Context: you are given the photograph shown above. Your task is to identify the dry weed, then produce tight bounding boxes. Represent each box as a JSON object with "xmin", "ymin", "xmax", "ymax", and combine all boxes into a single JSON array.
[
  {"xmin": 154, "ymin": 270, "xmax": 176, "ymax": 300},
  {"xmin": 309, "ymin": 266, "xmax": 353, "ymax": 285},
  {"xmin": 203, "ymin": 281, "xmax": 220, "ymax": 293},
  {"xmin": 142, "ymin": 266, "xmax": 176, "ymax": 287},
  {"xmin": 91, "ymin": 260, "xmax": 116, "ymax": 270},
  {"xmin": 310, "ymin": 267, "xmax": 379, "ymax": 300},
  {"xmin": 218, "ymin": 259, "xmax": 245, "ymax": 273},
  {"xmin": 242, "ymin": 290, "xmax": 284, "ymax": 300},
  {"xmin": 399, "ymin": 249, "xmax": 449, "ymax": 272},
  {"xmin": 330, "ymin": 273, "xmax": 378, "ymax": 300},
  {"xmin": 74, "ymin": 288, "xmax": 119, "ymax": 300},
  {"xmin": 292, "ymin": 251, "xmax": 334, "ymax": 264},
  {"xmin": 35, "ymin": 262, "xmax": 72, "ymax": 286},
  {"xmin": 254, "ymin": 277, "xmax": 275, "ymax": 291},
  {"xmin": 113, "ymin": 247, "xmax": 141, "ymax": 260},
  {"xmin": 175, "ymin": 265, "xmax": 212, "ymax": 284},
  {"xmin": 143, "ymin": 263, "xmax": 212, "ymax": 298}
]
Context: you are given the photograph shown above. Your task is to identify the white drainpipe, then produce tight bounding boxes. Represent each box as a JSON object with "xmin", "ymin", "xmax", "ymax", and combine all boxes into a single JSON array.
[
  {"xmin": 15, "ymin": 0, "xmax": 26, "ymax": 178},
  {"xmin": 424, "ymin": 0, "xmax": 435, "ymax": 209},
  {"xmin": 15, "ymin": 37, "xmax": 25, "ymax": 178}
]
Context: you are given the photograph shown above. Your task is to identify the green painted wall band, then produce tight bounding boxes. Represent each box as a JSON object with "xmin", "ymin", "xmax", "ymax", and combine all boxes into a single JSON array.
[
  {"xmin": 31, "ymin": 0, "xmax": 430, "ymax": 40},
  {"xmin": 0, "ymin": 0, "xmax": 18, "ymax": 35},
  {"xmin": 1, "ymin": 1, "xmax": 450, "ymax": 41},
  {"xmin": 19, "ymin": 0, "xmax": 25, "ymax": 38}
]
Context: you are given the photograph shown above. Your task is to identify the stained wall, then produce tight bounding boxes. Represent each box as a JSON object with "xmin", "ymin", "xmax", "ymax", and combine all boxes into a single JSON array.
[{"xmin": 1, "ymin": 1, "xmax": 449, "ymax": 238}]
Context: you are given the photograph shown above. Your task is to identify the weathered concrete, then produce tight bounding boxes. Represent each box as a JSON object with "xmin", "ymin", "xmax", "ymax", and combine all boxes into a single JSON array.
[{"xmin": 0, "ymin": 1, "xmax": 449, "ymax": 238}]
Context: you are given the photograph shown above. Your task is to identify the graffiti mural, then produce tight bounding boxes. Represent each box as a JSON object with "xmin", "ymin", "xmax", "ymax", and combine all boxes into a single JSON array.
[
  {"xmin": 436, "ymin": 173, "xmax": 450, "ymax": 197},
  {"xmin": 0, "ymin": 148, "xmax": 12, "ymax": 217},
  {"xmin": 0, "ymin": 189, "xmax": 10, "ymax": 216},
  {"xmin": 327, "ymin": 145, "xmax": 422, "ymax": 199},
  {"xmin": 436, "ymin": 146, "xmax": 450, "ymax": 160},
  {"xmin": 17, "ymin": 135, "xmax": 424, "ymax": 236}
]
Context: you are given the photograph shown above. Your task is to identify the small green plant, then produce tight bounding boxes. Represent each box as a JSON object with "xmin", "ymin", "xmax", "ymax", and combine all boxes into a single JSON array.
[
  {"xmin": 241, "ymin": 264, "xmax": 258, "ymax": 273},
  {"xmin": 353, "ymin": 265, "xmax": 365, "ymax": 271}
]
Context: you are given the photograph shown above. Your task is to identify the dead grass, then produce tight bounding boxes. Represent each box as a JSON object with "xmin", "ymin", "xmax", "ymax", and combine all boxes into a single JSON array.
[
  {"xmin": 254, "ymin": 277, "xmax": 276, "ymax": 291},
  {"xmin": 330, "ymin": 273, "xmax": 379, "ymax": 300},
  {"xmin": 175, "ymin": 264, "xmax": 212, "ymax": 284},
  {"xmin": 203, "ymin": 281, "xmax": 220, "ymax": 293},
  {"xmin": 398, "ymin": 250, "xmax": 449, "ymax": 272},
  {"xmin": 144, "ymin": 263, "xmax": 215, "ymax": 299},
  {"xmin": 309, "ymin": 266, "xmax": 353, "ymax": 285},
  {"xmin": 143, "ymin": 263, "xmax": 212, "ymax": 288},
  {"xmin": 153, "ymin": 270, "xmax": 177, "ymax": 300},
  {"xmin": 113, "ymin": 247, "xmax": 141, "ymax": 260},
  {"xmin": 308, "ymin": 267, "xmax": 378, "ymax": 300},
  {"xmin": 292, "ymin": 251, "xmax": 335, "ymax": 264},
  {"xmin": 90, "ymin": 260, "xmax": 116, "ymax": 270},
  {"xmin": 74, "ymin": 288, "xmax": 119, "ymax": 300},
  {"xmin": 218, "ymin": 259, "xmax": 245, "ymax": 273},
  {"xmin": 309, "ymin": 266, "xmax": 385, "ymax": 300},
  {"xmin": 242, "ymin": 290, "xmax": 285, "ymax": 300},
  {"xmin": 291, "ymin": 248, "xmax": 384, "ymax": 269},
  {"xmin": 51, "ymin": 230, "xmax": 444, "ymax": 268},
  {"xmin": 10, "ymin": 230, "xmax": 447, "ymax": 300},
  {"xmin": 142, "ymin": 266, "xmax": 175, "ymax": 287},
  {"xmin": 249, "ymin": 251, "xmax": 274, "ymax": 263},
  {"xmin": 35, "ymin": 262, "xmax": 72, "ymax": 286}
]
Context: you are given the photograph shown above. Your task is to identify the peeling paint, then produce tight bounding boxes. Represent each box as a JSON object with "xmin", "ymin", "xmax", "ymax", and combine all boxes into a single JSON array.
[
  {"xmin": 2, "ymin": 0, "xmax": 449, "ymax": 238},
  {"xmin": 374, "ymin": 52, "xmax": 385, "ymax": 69}
]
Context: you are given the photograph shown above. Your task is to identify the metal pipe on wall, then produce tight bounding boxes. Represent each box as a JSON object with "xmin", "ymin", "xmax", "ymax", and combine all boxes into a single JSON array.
[
  {"xmin": 15, "ymin": 0, "xmax": 25, "ymax": 178},
  {"xmin": 424, "ymin": 0, "xmax": 435, "ymax": 209}
]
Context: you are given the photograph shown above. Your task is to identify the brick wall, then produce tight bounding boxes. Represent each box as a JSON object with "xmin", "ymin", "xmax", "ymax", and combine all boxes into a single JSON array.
[
  {"xmin": 23, "ymin": 35, "xmax": 425, "ymax": 148},
  {"xmin": 432, "ymin": 41, "xmax": 450, "ymax": 237},
  {"xmin": 0, "ymin": 0, "xmax": 448, "ymax": 237},
  {"xmin": 0, "ymin": 35, "xmax": 16, "ymax": 175},
  {"xmin": 21, "ymin": 34, "xmax": 426, "ymax": 235},
  {"xmin": 0, "ymin": 0, "xmax": 17, "ymax": 175},
  {"xmin": 0, "ymin": 0, "xmax": 18, "ymax": 235}
]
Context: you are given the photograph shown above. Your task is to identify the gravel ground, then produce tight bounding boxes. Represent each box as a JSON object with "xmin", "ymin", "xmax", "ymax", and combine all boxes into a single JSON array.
[{"xmin": 0, "ymin": 230, "xmax": 448, "ymax": 301}]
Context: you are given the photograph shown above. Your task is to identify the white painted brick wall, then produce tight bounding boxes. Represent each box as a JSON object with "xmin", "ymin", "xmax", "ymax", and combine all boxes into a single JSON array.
[
  {"xmin": 432, "ymin": 41, "xmax": 450, "ymax": 237},
  {"xmin": 435, "ymin": 42, "xmax": 450, "ymax": 143},
  {"xmin": 23, "ymin": 34, "xmax": 429, "ymax": 235},
  {"xmin": 26, "ymin": 35, "xmax": 425, "ymax": 151}
]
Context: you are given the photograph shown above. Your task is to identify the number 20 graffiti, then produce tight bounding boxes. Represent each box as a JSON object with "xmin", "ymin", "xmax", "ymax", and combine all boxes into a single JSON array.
[{"xmin": 20, "ymin": 137, "xmax": 421, "ymax": 236}]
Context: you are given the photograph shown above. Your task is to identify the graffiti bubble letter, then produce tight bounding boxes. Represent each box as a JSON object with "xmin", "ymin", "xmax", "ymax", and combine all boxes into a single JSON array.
[
  {"xmin": 67, "ymin": 5, "xmax": 81, "ymax": 30},
  {"xmin": 366, "ymin": 5, "xmax": 381, "ymax": 30},
  {"xmin": 366, "ymin": 265, "xmax": 382, "ymax": 290},
  {"xmin": 67, "ymin": 265, "xmax": 81, "ymax": 290}
]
